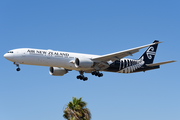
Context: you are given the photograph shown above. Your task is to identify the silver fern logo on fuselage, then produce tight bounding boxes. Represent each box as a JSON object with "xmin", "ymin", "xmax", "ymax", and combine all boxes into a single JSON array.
[
  {"xmin": 146, "ymin": 47, "xmax": 156, "ymax": 59},
  {"xmin": 118, "ymin": 58, "xmax": 145, "ymax": 73}
]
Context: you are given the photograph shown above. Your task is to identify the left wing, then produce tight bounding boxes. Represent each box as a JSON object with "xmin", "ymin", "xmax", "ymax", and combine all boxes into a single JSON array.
[{"xmin": 92, "ymin": 41, "xmax": 162, "ymax": 62}]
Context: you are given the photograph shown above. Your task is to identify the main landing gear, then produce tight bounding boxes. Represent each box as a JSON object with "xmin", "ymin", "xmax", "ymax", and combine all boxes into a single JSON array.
[
  {"xmin": 76, "ymin": 71, "xmax": 88, "ymax": 81},
  {"xmin": 77, "ymin": 75, "xmax": 88, "ymax": 81},
  {"xmin": 77, "ymin": 71, "xmax": 103, "ymax": 81},
  {"xmin": 14, "ymin": 62, "xmax": 21, "ymax": 71},
  {"xmin": 91, "ymin": 71, "xmax": 103, "ymax": 77}
]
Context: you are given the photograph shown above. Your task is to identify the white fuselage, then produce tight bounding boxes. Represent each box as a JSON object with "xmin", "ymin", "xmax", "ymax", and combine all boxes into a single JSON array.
[{"xmin": 4, "ymin": 48, "xmax": 100, "ymax": 71}]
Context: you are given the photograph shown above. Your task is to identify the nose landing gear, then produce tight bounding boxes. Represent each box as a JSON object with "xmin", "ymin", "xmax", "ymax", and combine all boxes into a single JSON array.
[
  {"xmin": 16, "ymin": 68, "xmax": 21, "ymax": 71},
  {"xmin": 14, "ymin": 62, "xmax": 21, "ymax": 71}
]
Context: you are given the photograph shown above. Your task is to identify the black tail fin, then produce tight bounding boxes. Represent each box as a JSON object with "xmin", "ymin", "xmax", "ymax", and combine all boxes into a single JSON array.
[{"xmin": 139, "ymin": 40, "xmax": 159, "ymax": 64}]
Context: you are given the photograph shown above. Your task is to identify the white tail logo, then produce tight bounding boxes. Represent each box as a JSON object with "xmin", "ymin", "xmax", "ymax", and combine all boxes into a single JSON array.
[{"xmin": 146, "ymin": 47, "xmax": 156, "ymax": 59}]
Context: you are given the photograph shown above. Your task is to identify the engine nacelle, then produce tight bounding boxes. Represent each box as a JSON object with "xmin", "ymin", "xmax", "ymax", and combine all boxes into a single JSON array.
[
  {"xmin": 49, "ymin": 67, "xmax": 68, "ymax": 76},
  {"xmin": 75, "ymin": 58, "xmax": 94, "ymax": 68}
]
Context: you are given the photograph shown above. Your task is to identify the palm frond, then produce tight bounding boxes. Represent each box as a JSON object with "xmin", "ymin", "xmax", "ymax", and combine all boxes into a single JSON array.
[{"xmin": 63, "ymin": 97, "xmax": 91, "ymax": 120}]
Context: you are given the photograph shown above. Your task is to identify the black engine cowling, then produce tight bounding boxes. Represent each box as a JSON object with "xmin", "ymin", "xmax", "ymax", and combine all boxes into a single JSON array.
[
  {"xmin": 75, "ymin": 58, "xmax": 94, "ymax": 68},
  {"xmin": 49, "ymin": 67, "xmax": 68, "ymax": 76}
]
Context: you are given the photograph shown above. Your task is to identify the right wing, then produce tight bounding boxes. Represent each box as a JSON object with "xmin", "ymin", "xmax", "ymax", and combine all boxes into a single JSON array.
[{"xmin": 92, "ymin": 41, "xmax": 162, "ymax": 62}]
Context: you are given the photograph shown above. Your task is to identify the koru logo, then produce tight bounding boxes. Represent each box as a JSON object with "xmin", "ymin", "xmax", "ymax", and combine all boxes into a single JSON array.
[{"xmin": 146, "ymin": 47, "xmax": 156, "ymax": 59}]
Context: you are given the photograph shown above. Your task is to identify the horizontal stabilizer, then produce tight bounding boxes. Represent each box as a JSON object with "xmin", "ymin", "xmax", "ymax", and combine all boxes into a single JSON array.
[{"xmin": 146, "ymin": 60, "xmax": 176, "ymax": 67}]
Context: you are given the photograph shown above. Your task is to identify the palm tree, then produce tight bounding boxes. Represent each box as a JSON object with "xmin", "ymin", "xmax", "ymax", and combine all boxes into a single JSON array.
[{"xmin": 63, "ymin": 97, "xmax": 91, "ymax": 120}]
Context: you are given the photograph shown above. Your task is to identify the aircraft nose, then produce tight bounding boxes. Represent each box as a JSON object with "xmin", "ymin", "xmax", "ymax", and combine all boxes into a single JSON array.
[
  {"xmin": 4, "ymin": 53, "xmax": 13, "ymax": 60},
  {"xmin": 4, "ymin": 53, "xmax": 8, "ymax": 59}
]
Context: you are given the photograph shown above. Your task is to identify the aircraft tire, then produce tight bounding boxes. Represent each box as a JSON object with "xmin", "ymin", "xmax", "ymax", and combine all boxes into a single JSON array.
[
  {"xmin": 83, "ymin": 77, "xmax": 88, "ymax": 81},
  {"xmin": 95, "ymin": 72, "xmax": 99, "ymax": 76},
  {"xmin": 98, "ymin": 73, "xmax": 102, "ymax": 77},
  {"xmin": 16, "ymin": 68, "xmax": 20, "ymax": 71},
  {"xmin": 80, "ymin": 76, "xmax": 84, "ymax": 80},
  {"xmin": 91, "ymin": 71, "xmax": 95, "ymax": 75}
]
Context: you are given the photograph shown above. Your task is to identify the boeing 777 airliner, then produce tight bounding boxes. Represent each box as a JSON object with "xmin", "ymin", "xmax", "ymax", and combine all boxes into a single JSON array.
[{"xmin": 4, "ymin": 40, "xmax": 175, "ymax": 81}]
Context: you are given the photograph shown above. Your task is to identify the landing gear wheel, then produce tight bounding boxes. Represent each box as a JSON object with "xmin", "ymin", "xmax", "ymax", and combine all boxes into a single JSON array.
[
  {"xmin": 83, "ymin": 77, "xmax": 88, "ymax": 81},
  {"xmin": 80, "ymin": 76, "xmax": 83, "ymax": 80},
  {"xmin": 16, "ymin": 68, "xmax": 20, "ymax": 71},
  {"xmin": 14, "ymin": 62, "xmax": 21, "ymax": 72},
  {"xmin": 91, "ymin": 71, "xmax": 95, "ymax": 75},
  {"xmin": 92, "ymin": 71, "xmax": 103, "ymax": 77},
  {"xmin": 77, "ymin": 75, "xmax": 80, "ymax": 79},
  {"xmin": 98, "ymin": 73, "xmax": 103, "ymax": 77},
  {"xmin": 76, "ymin": 75, "xmax": 88, "ymax": 81},
  {"xmin": 77, "ymin": 71, "xmax": 88, "ymax": 81},
  {"xmin": 95, "ymin": 72, "xmax": 99, "ymax": 76}
]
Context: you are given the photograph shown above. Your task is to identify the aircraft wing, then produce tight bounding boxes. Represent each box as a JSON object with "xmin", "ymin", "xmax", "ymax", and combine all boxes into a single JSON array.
[
  {"xmin": 146, "ymin": 60, "xmax": 176, "ymax": 67},
  {"xmin": 92, "ymin": 41, "xmax": 162, "ymax": 62}
]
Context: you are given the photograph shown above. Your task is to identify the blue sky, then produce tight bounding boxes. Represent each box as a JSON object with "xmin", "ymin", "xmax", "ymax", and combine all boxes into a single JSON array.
[{"xmin": 0, "ymin": 0, "xmax": 180, "ymax": 120}]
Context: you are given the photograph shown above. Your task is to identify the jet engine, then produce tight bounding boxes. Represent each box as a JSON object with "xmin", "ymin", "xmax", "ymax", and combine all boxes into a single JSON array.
[
  {"xmin": 49, "ymin": 67, "xmax": 68, "ymax": 76},
  {"xmin": 75, "ymin": 58, "xmax": 94, "ymax": 68}
]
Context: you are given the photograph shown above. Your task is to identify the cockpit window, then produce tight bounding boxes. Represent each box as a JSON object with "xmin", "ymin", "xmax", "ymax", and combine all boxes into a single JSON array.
[{"xmin": 8, "ymin": 51, "xmax": 13, "ymax": 53}]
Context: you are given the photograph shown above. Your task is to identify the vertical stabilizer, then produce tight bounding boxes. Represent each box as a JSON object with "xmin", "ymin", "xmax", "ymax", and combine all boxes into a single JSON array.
[{"xmin": 139, "ymin": 40, "xmax": 159, "ymax": 64}]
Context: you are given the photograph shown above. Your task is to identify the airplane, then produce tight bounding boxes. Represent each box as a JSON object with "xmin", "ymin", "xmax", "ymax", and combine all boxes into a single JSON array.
[{"xmin": 4, "ymin": 40, "xmax": 175, "ymax": 81}]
